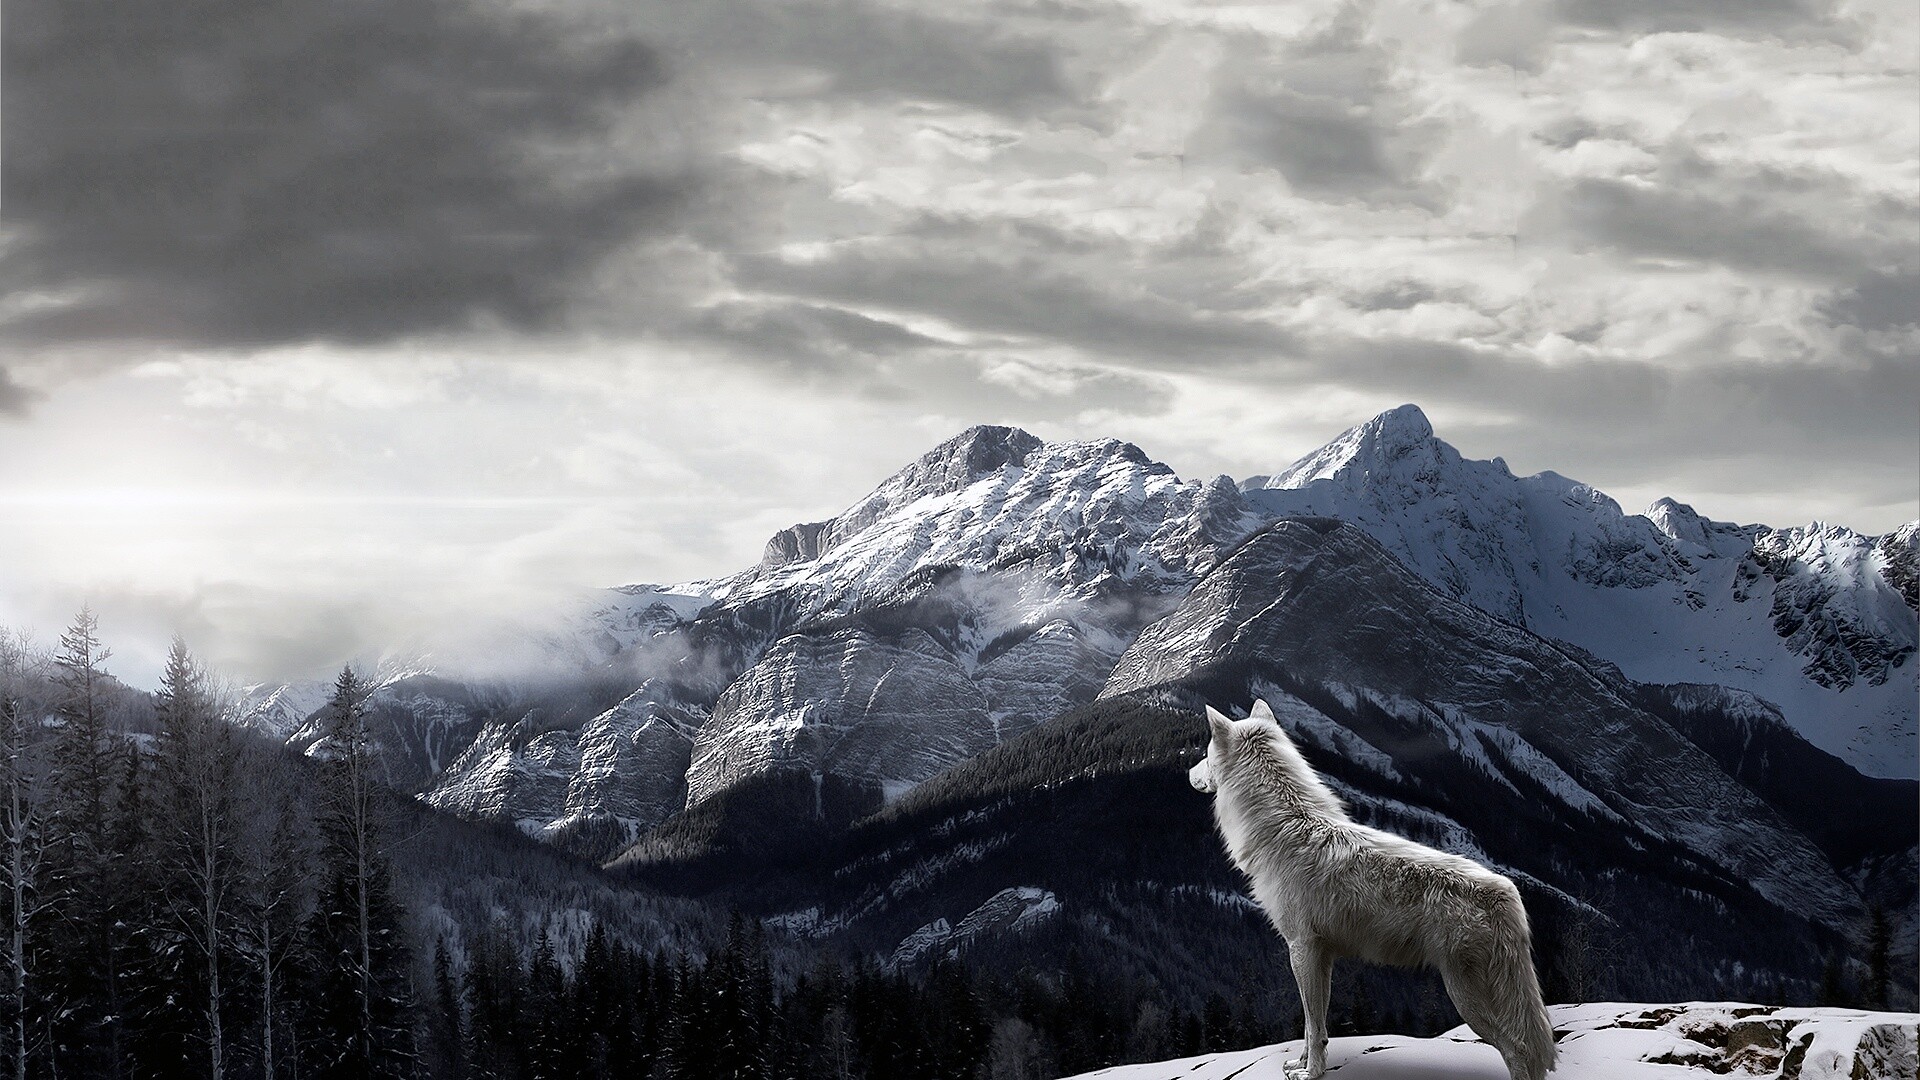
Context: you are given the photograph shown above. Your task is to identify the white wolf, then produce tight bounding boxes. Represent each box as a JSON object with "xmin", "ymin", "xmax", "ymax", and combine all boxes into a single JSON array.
[{"xmin": 1188, "ymin": 699, "xmax": 1557, "ymax": 1080}]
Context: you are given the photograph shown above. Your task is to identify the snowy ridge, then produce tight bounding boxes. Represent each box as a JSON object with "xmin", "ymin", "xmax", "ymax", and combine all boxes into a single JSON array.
[
  {"xmin": 727, "ymin": 430, "xmax": 1260, "ymax": 619},
  {"xmin": 1060, "ymin": 1002, "xmax": 1919, "ymax": 1080},
  {"xmin": 889, "ymin": 886, "xmax": 1061, "ymax": 968},
  {"xmin": 226, "ymin": 680, "xmax": 332, "ymax": 740},
  {"xmin": 1243, "ymin": 406, "xmax": 1916, "ymax": 777}
]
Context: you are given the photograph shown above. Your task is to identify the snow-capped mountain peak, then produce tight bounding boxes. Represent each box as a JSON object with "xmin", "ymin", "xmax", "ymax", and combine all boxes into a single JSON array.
[
  {"xmin": 1644, "ymin": 496, "xmax": 1758, "ymax": 561},
  {"xmin": 739, "ymin": 429, "xmax": 1237, "ymax": 621},
  {"xmin": 1252, "ymin": 402, "xmax": 1438, "ymax": 490},
  {"xmin": 762, "ymin": 425, "xmax": 1046, "ymax": 570}
]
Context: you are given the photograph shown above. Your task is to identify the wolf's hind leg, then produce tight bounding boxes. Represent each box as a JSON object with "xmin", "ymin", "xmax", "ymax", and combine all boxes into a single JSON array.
[
  {"xmin": 1286, "ymin": 938, "xmax": 1332, "ymax": 1080},
  {"xmin": 1440, "ymin": 961, "xmax": 1541, "ymax": 1080}
]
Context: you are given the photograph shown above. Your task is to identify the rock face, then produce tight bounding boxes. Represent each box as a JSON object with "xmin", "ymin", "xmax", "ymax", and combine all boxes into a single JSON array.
[
  {"xmin": 423, "ymin": 682, "xmax": 704, "ymax": 849},
  {"xmin": 561, "ymin": 686, "xmax": 704, "ymax": 841},
  {"xmin": 889, "ymin": 887, "xmax": 1060, "ymax": 968},
  {"xmin": 1742, "ymin": 523, "xmax": 1916, "ymax": 689},
  {"xmin": 230, "ymin": 407, "xmax": 1918, "ymax": 860},
  {"xmin": 687, "ymin": 627, "xmax": 991, "ymax": 806}
]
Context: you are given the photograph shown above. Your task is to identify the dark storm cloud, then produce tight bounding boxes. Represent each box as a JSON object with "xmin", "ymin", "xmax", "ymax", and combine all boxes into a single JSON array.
[
  {"xmin": 1456, "ymin": 3, "xmax": 1555, "ymax": 72},
  {"xmin": 1350, "ymin": 281, "xmax": 1441, "ymax": 312},
  {"xmin": 1557, "ymin": 0, "xmax": 1851, "ymax": 39},
  {"xmin": 0, "ymin": 368, "xmax": 36, "ymax": 418},
  {"xmin": 1206, "ymin": 85, "xmax": 1404, "ymax": 197},
  {"xmin": 1548, "ymin": 178, "xmax": 1862, "ymax": 277},
  {"xmin": 1190, "ymin": 17, "xmax": 1440, "ymax": 206},
  {"xmin": 1534, "ymin": 140, "xmax": 1912, "ymax": 287},
  {"xmin": 733, "ymin": 245, "xmax": 1297, "ymax": 363},
  {"xmin": 682, "ymin": 299, "xmax": 945, "ymax": 374},
  {"xmin": 2, "ymin": 0, "xmax": 682, "ymax": 349},
  {"xmin": 657, "ymin": 0, "xmax": 1072, "ymax": 115},
  {"xmin": 1820, "ymin": 271, "xmax": 1920, "ymax": 332}
]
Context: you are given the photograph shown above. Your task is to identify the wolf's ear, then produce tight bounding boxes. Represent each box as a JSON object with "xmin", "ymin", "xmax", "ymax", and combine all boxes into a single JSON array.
[
  {"xmin": 1250, "ymin": 698, "xmax": 1276, "ymax": 723},
  {"xmin": 1205, "ymin": 705, "xmax": 1234, "ymax": 744}
]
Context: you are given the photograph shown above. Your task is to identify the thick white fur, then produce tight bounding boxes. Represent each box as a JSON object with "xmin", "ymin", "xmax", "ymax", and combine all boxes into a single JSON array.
[{"xmin": 1189, "ymin": 699, "xmax": 1557, "ymax": 1080}]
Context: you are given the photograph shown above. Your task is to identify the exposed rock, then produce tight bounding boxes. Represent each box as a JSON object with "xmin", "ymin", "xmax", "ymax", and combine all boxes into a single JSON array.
[
  {"xmin": 890, "ymin": 886, "xmax": 1061, "ymax": 968},
  {"xmin": 686, "ymin": 627, "xmax": 991, "ymax": 807}
]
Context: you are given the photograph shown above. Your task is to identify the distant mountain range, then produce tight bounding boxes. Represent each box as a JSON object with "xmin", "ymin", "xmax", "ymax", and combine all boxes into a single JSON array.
[
  {"xmin": 233, "ymin": 404, "xmax": 1915, "ymax": 845},
  {"xmin": 227, "ymin": 405, "xmax": 1917, "ymax": 1004}
]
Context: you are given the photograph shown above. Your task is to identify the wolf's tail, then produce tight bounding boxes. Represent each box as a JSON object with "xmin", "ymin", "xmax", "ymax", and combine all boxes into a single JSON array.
[{"xmin": 1488, "ymin": 884, "xmax": 1558, "ymax": 1080}]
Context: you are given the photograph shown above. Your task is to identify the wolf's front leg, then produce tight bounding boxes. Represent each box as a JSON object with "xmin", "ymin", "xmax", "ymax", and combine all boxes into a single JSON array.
[{"xmin": 1285, "ymin": 938, "xmax": 1332, "ymax": 1080}]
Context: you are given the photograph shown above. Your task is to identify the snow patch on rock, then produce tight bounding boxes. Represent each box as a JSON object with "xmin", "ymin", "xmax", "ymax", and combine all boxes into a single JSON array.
[{"xmin": 1060, "ymin": 1002, "xmax": 1919, "ymax": 1079}]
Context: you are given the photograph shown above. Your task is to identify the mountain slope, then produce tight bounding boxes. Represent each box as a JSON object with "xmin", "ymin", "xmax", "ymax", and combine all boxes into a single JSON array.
[
  {"xmin": 611, "ymin": 520, "xmax": 1912, "ymax": 1017},
  {"xmin": 1101, "ymin": 518, "xmax": 1880, "ymax": 930}
]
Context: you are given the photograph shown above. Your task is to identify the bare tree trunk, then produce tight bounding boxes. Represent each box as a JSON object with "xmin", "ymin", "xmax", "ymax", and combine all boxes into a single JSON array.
[
  {"xmin": 0, "ymin": 692, "xmax": 42, "ymax": 1080},
  {"xmin": 248, "ymin": 789, "xmax": 306, "ymax": 1080},
  {"xmin": 203, "ymin": 804, "xmax": 225, "ymax": 1080},
  {"xmin": 9, "ymin": 756, "xmax": 26, "ymax": 1080},
  {"xmin": 260, "ymin": 929, "xmax": 275, "ymax": 1080},
  {"xmin": 356, "ymin": 757, "xmax": 373, "ymax": 1063}
]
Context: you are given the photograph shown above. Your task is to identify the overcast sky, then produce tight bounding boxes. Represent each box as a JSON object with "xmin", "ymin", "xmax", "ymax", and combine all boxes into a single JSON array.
[{"xmin": 1, "ymin": 0, "xmax": 1914, "ymax": 686}]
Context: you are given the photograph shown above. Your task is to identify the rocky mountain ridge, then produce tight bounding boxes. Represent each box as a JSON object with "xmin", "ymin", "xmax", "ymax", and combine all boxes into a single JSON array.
[{"xmin": 227, "ymin": 406, "xmax": 1918, "ymax": 859}]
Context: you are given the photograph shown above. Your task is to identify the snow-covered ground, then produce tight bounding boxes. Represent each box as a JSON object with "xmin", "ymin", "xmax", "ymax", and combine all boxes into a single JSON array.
[{"xmin": 1061, "ymin": 1002, "xmax": 1918, "ymax": 1080}]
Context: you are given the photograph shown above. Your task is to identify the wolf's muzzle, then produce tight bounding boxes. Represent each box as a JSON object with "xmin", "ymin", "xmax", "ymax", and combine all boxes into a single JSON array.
[{"xmin": 1188, "ymin": 759, "xmax": 1216, "ymax": 793}]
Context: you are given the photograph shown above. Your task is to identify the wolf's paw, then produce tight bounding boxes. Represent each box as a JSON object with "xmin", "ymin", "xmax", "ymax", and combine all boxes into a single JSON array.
[{"xmin": 1281, "ymin": 1056, "xmax": 1321, "ymax": 1080}]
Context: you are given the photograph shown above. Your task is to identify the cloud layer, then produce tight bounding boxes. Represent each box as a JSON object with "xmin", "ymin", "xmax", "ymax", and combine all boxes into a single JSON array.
[{"xmin": 3, "ymin": 0, "xmax": 684, "ymax": 346}]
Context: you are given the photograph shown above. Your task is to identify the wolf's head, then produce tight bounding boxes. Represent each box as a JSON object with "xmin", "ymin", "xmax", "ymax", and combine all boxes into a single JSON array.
[
  {"xmin": 1188, "ymin": 698, "xmax": 1279, "ymax": 793},
  {"xmin": 1190, "ymin": 697, "xmax": 1346, "ymax": 824}
]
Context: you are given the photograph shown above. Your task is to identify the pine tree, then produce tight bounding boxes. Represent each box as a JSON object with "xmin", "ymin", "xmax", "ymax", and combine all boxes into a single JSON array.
[
  {"xmin": 574, "ymin": 923, "xmax": 612, "ymax": 1073},
  {"xmin": 525, "ymin": 928, "xmax": 568, "ymax": 1080},
  {"xmin": 109, "ymin": 743, "xmax": 181, "ymax": 1077},
  {"xmin": 306, "ymin": 665, "xmax": 415, "ymax": 1079},
  {"xmin": 923, "ymin": 959, "xmax": 988, "ymax": 1077},
  {"xmin": 1200, "ymin": 993, "xmax": 1232, "ymax": 1053},
  {"xmin": 241, "ymin": 790, "xmax": 310, "ymax": 1080},
  {"xmin": 1817, "ymin": 952, "xmax": 1849, "ymax": 1006},
  {"xmin": 711, "ymin": 912, "xmax": 768, "ymax": 1080},
  {"xmin": 461, "ymin": 925, "xmax": 509, "ymax": 1079},
  {"xmin": 47, "ymin": 604, "xmax": 127, "ymax": 1077},
  {"xmin": 426, "ymin": 939, "xmax": 466, "ymax": 1080},
  {"xmin": 153, "ymin": 637, "xmax": 240, "ymax": 1080},
  {"xmin": 1867, "ymin": 906, "xmax": 1891, "ymax": 1009},
  {"xmin": 635, "ymin": 948, "xmax": 672, "ymax": 1076},
  {"xmin": 661, "ymin": 952, "xmax": 711, "ymax": 1079}
]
